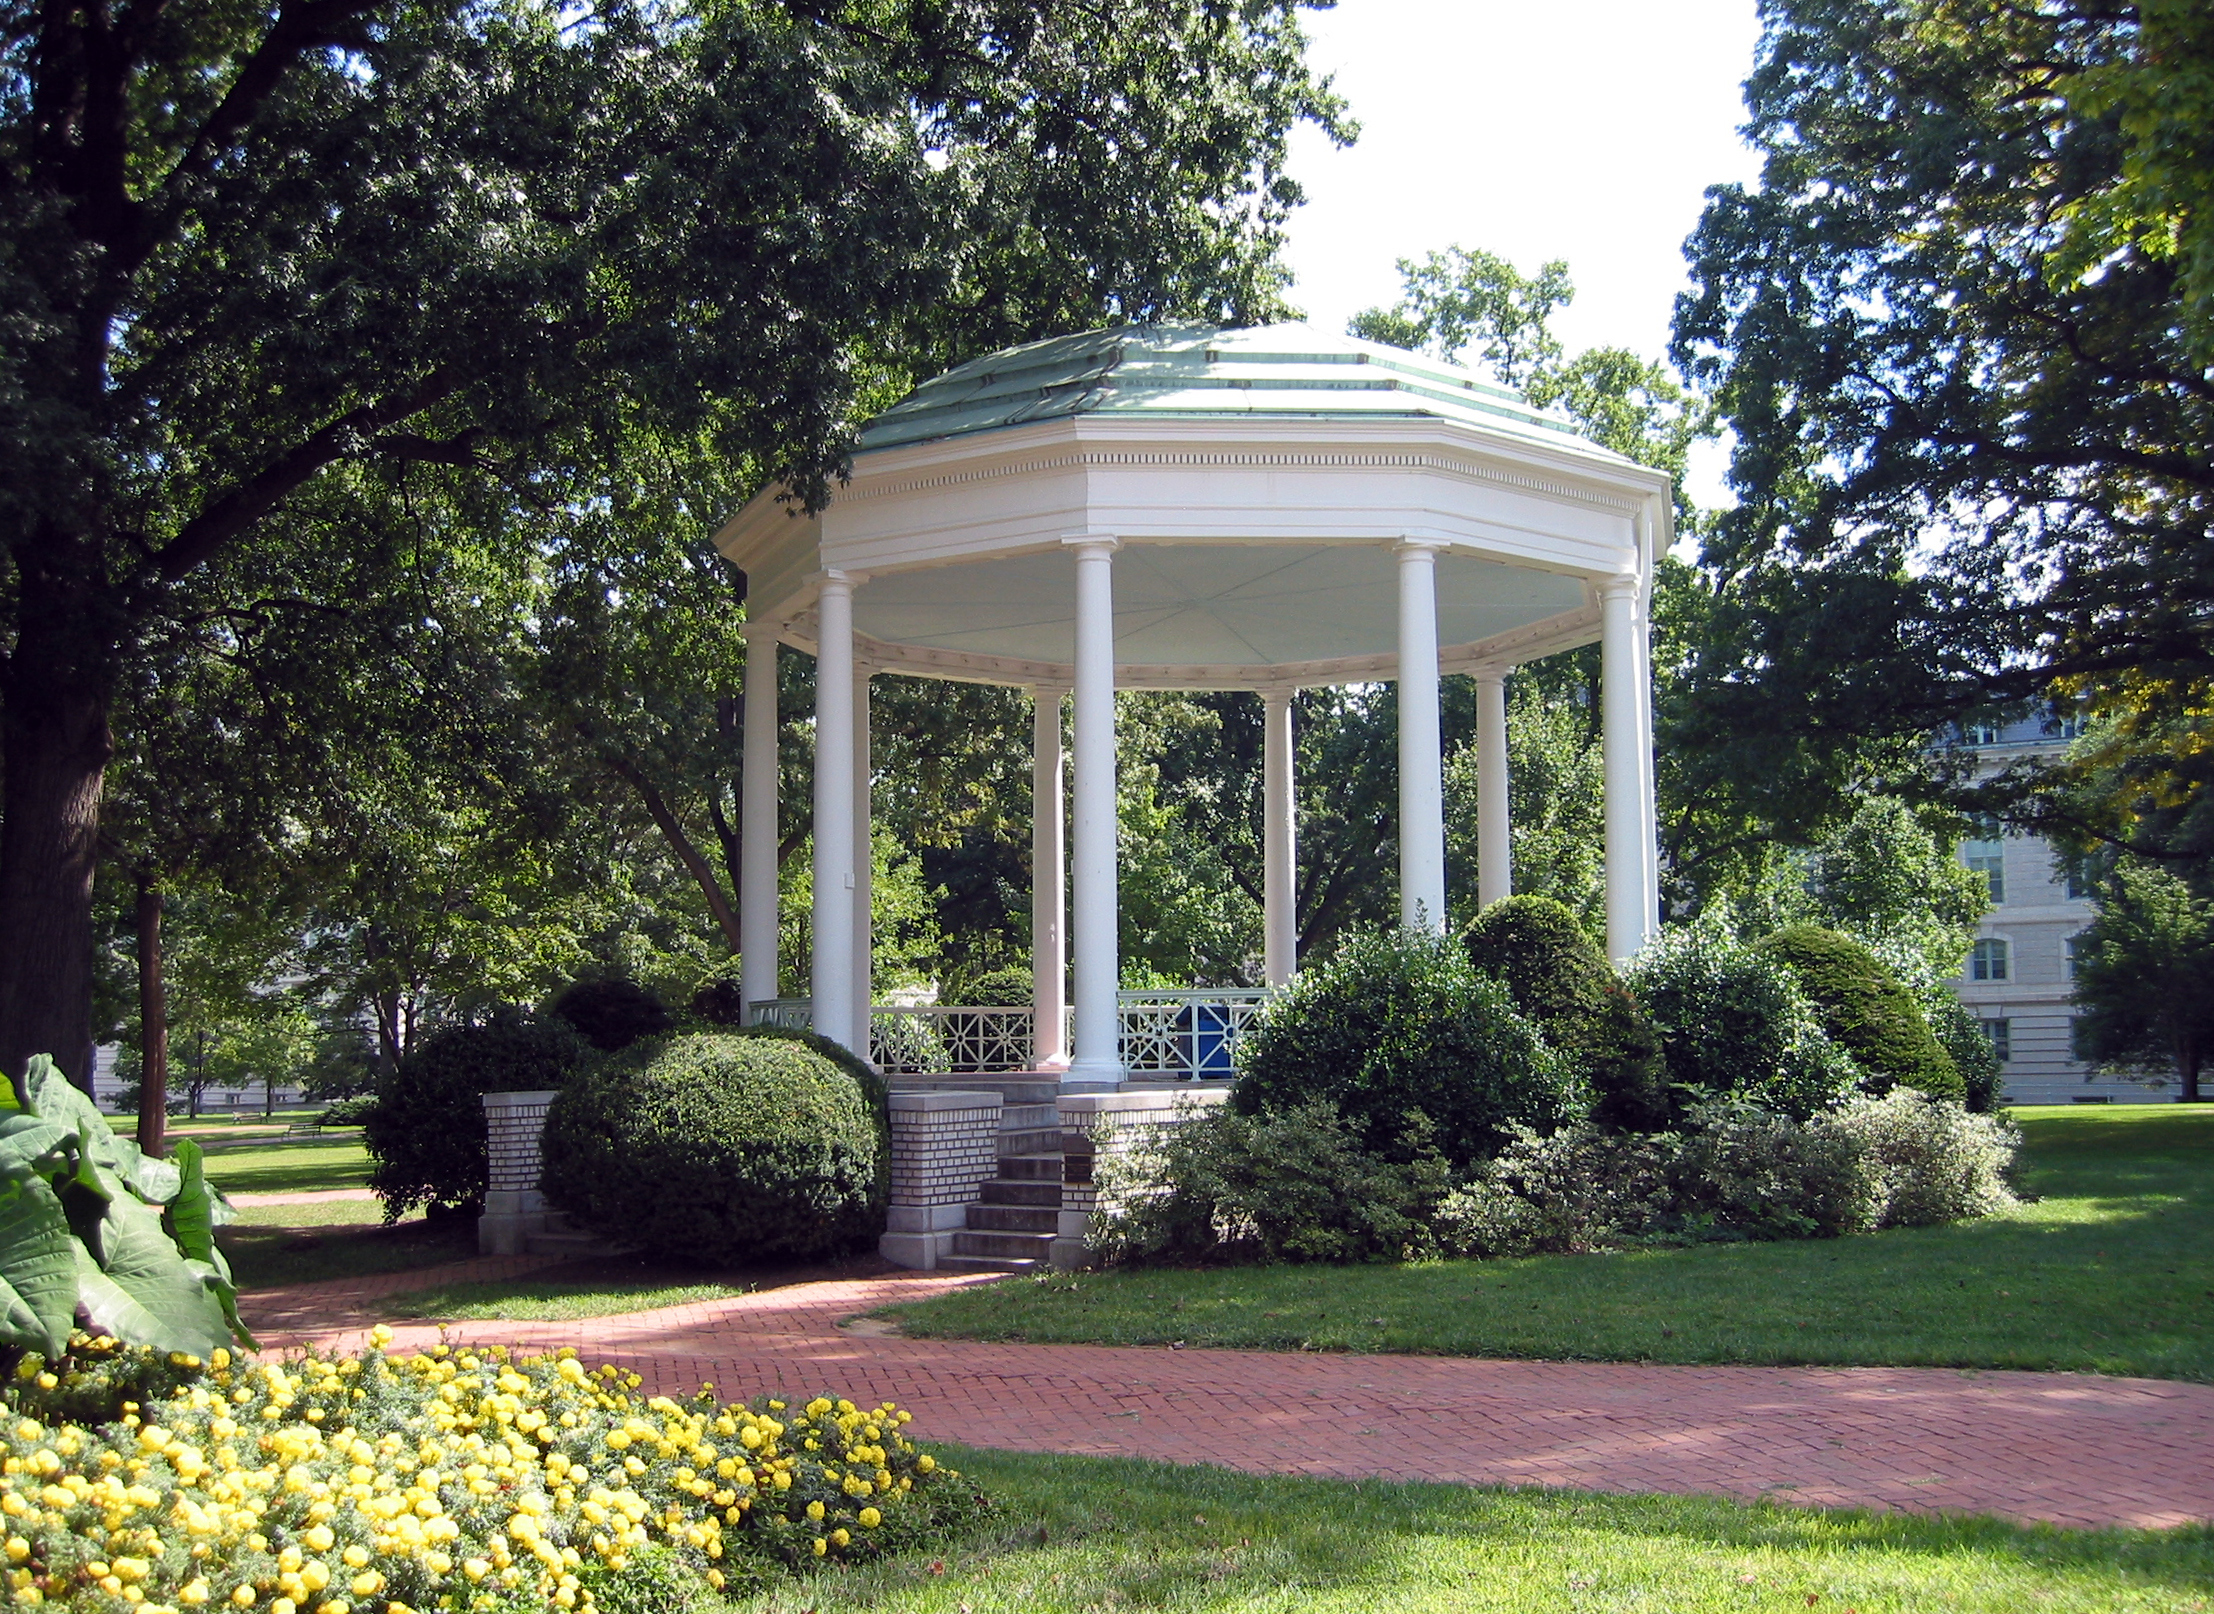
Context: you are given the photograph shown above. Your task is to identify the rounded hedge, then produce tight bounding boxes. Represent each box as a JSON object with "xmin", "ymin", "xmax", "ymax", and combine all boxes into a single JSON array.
[
  {"xmin": 1753, "ymin": 925, "xmax": 1965, "ymax": 1102},
  {"xmin": 1465, "ymin": 895, "xmax": 1670, "ymax": 1132},
  {"xmin": 550, "ymin": 976, "xmax": 673, "ymax": 1051},
  {"xmin": 539, "ymin": 1030, "xmax": 887, "ymax": 1264},
  {"xmin": 1622, "ymin": 925, "xmax": 1859, "ymax": 1122},
  {"xmin": 1921, "ymin": 986, "xmax": 2004, "ymax": 1112},
  {"xmin": 1231, "ymin": 925, "xmax": 1571, "ymax": 1167},
  {"xmin": 365, "ymin": 1009, "xmax": 586, "ymax": 1221},
  {"xmin": 957, "ymin": 965, "xmax": 1035, "ymax": 1007}
]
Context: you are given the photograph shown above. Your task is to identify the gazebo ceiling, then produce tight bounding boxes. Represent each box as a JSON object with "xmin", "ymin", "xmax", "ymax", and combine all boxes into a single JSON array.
[{"xmin": 715, "ymin": 322, "xmax": 1672, "ymax": 690}]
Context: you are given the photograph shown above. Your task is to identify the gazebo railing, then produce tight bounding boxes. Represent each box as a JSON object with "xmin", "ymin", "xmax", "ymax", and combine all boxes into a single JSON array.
[
  {"xmin": 748, "ymin": 989, "xmax": 1271, "ymax": 1078},
  {"xmin": 1114, "ymin": 989, "xmax": 1269, "ymax": 1079}
]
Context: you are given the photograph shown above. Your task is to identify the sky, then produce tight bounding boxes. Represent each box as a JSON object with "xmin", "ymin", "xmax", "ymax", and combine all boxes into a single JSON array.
[{"xmin": 1275, "ymin": 0, "xmax": 1768, "ymax": 506}]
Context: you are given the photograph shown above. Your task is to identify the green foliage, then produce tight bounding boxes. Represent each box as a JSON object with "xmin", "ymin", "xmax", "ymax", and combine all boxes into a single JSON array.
[
  {"xmin": 549, "ymin": 977, "xmax": 673, "ymax": 1052},
  {"xmin": 1803, "ymin": 798, "xmax": 1990, "ymax": 985},
  {"xmin": 0, "ymin": 1057, "xmax": 251, "ymax": 1361},
  {"xmin": 2071, "ymin": 861, "xmax": 2214, "ymax": 1100},
  {"xmin": 1753, "ymin": 925, "xmax": 1963, "ymax": 1102},
  {"xmin": 1622, "ymin": 924, "xmax": 1859, "ymax": 1121},
  {"xmin": 957, "ymin": 966, "xmax": 1036, "ymax": 1008},
  {"xmin": 1669, "ymin": 0, "xmax": 2214, "ymax": 839},
  {"xmin": 540, "ymin": 1032, "xmax": 886, "ymax": 1264},
  {"xmin": 364, "ymin": 1010, "xmax": 587, "ymax": 1222},
  {"xmin": 1463, "ymin": 895, "xmax": 1669, "ymax": 1132},
  {"xmin": 1089, "ymin": 1102, "xmax": 1452, "ymax": 1267},
  {"xmin": 1231, "ymin": 927, "xmax": 1570, "ymax": 1167},
  {"xmin": 1831, "ymin": 1090, "xmax": 2021, "ymax": 1229},
  {"xmin": 317, "ymin": 1095, "xmax": 381, "ymax": 1128},
  {"xmin": 1918, "ymin": 988, "xmax": 2005, "ymax": 1114}
]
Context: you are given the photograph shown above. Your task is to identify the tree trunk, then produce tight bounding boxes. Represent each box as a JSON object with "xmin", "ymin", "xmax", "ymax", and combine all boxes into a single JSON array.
[
  {"xmin": 0, "ymin": 571, "xmax": 114, "ymax": 1096},
  {"xmin": 134, "ymin": 876, "xmax": 168, "ymax": 1158}
]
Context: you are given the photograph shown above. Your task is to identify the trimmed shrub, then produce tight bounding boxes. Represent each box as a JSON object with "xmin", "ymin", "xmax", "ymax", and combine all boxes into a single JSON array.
[
  {"xmin": 1828, "ymin": 1089, "xmax": 2019, "ymax": 1226},
  {"xmin": 1231, "ymin": 925, "xmax": 1571, "ymax": 1167},
  {"xmin": 550, "ymin": 975, "xmax": 673, "ymax": 1051},
  {"xmin": 1754, "ymin": 925, "xmax": 1964, "ymax": 1101},
  {"xmin": 541, "ymin": 1031, "xmax": 886, "ymax": 1264},
  {"xmin": 687, "ymin": 961, "xmax": 752, "ymax": 1026},
  {"xmin": 1466, "ymin": 894, "xmax": 1669, "ymax": 1131},
  {"xmin": 958, "ymin": 964, "xmax": 1035, "ymax": 1006},
  {"xmin": 1920, "ymin": 986, "xmax": 2005, "ymax": 1112},
  {"xmin": 365, "ymin": 1008, "xmax": 586, "ymax": 1221},
  {"xmin": 1622, "ymin": 924, "xmax": 1859, "ymax": 1121},
  {"xmin": 317, "ymin": 1093, "xmax": 379, "ymax": 1127},
  {"xmin": 1090, "ymin": 1101, "xmax": 1452, "ymax": 1266}
]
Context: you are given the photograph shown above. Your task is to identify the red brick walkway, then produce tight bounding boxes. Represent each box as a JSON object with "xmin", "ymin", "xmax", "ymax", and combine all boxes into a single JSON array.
[{"xmin": 245, "ymin": 1270, "xmax": 2214, "ymax": 1533}]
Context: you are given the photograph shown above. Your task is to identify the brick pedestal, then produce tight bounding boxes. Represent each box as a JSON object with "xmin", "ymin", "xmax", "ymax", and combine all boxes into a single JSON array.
[
  {"xmin": 880, "ymin": 1089, "xmax": 1004, "ymax": 1269},
  {"xmin": 478, "ymin": 1090, "xmax": 559, "ymax": 1256},
  {"xmin": 1055, "ymin": 1087, "xmax": 1228, "ymax": 1269}
]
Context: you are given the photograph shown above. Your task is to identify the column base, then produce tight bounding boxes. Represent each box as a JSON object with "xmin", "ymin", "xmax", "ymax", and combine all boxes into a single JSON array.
[
  {"xmin": 878, "ymin": 1230, "xmax": 963, "ymax": 1270},
  {"xmin": 1059, "ymin": 1060, "xmax": 1123, "ymax": 1094}
]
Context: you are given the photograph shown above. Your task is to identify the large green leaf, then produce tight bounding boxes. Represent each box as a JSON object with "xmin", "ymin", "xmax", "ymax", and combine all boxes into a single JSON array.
[
  {"xmin": 0, "ymin": 1176, "xmax": 78, "ymax": 1358},
  {"xmin": 162, "ymin": 1142, "xmax": 256, "ymax": 1349},
  {"xmin": 0, "ymin": 1115, "xmax": 69, "ymax": 1182},
  {"xmin": 73, "ymin": 1193, "xmax": 232, "ymax": 1358}
]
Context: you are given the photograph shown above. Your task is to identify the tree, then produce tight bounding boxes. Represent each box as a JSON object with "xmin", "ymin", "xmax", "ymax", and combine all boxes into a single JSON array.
[
  {"xmin": 2072, "ymin": 862, "xmax": 2214, "ymax": 1101},
  {"xmin": 1669, "ymin": 0, "xmax": 2214, "ymax": 845},
  {"xmin": 0, "ymin": 0, "xmax": 1347, "ymax": 1083}
]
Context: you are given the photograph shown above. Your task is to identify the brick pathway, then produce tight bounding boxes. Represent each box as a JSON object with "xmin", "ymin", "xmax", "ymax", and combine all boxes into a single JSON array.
[{"xmin": 241, "ymin": 1269, "xmax": 2214, "ymax": 1533}]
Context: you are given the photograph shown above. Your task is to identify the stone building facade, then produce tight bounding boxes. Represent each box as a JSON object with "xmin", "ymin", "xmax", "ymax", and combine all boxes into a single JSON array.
[{"xmin": 1953, "ymin": 715, "xmax": 2178, "ymax": 1104}]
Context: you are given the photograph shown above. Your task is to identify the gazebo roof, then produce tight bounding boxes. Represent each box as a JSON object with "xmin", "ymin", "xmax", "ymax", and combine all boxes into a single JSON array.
[
  {"xmin": 717, "ymin": 322, "xmax": 1671, "ymax": 692},
  {"xmin": 856, "ymin": 323, "xmax": 1591, "ymax": 454}
]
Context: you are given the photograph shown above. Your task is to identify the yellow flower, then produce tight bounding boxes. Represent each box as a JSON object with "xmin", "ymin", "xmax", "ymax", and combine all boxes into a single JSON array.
[
  {"xmin": 829, "ymin": 1529, "xmax": 850, "ymax": 1548},
  {"xmin": 230, "ymin": 1588, "xmax": 254, "ymax": 1608},
  {"xmin": 858, "ymin": 1508, "xmax": 881, "ymax": 1528},
  {"xmin": 804, "ymin": 1501, "xmax": 824, "ymax": 1522},
  {"xmin": 917, "ymin": 1455, "xmax": 935, "ymax": 1473},
  {"xmin": 810, "ymin": 1538, "xmax": 826, "ymax": 1557}
]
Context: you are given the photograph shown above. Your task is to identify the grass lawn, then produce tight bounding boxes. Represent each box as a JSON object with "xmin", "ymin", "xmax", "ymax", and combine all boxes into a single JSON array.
[
  {"xmin": 732, "ymin": 1446, "xmax": 2212, "ymax": 1612},
  {"xmin": 875, "ymin": 1106, "xmax": 2214, "ymax": 1381},
  {"xmin": 387, "ymin": 1272, "xmax": 753, "ymax": 1321},
  {"xmin": 197, "ymin": 1136, "xmax": 373, "ymax": 1196}
]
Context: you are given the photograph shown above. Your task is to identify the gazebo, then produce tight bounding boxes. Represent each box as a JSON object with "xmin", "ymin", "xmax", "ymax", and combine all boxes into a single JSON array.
[{"xmin": 715, "ymin": 323, "xmax": 1668, "ymax": 1092}]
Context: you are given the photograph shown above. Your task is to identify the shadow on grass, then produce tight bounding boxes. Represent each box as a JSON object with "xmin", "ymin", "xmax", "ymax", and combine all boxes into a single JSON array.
[
  {"xmin": 222, "ymin": 1214, "xmax": 477, "ymax": 1290},
  {"xmin": 201, "ymin": 1137, "xmax": 373, "ymax": 1196},
  {"xmin": 759, "ymin": 1446, "xmax": 2212, "ymax": 1613}
]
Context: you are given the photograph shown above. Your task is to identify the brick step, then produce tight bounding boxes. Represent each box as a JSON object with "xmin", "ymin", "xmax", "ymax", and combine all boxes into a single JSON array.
[
  {"xmin": 887, "ymin": 1075, "xmax": 1061, "ymax": 1106},
  {"xmin": 999, "ymin": 1102, "xmax": 1060, "ymax": 1132},
  {"xmin": 997, "ymin": 1154, "xmax": 1065, "ymax": 1183},
  {"xmin": 966, "ymin": 1203, "xmax": 1058, "ymax": 1234},
  {"xmin": 997, "ymin": 1126, "xmax": 1063, "ymax": 1155},
  {"xmin": 952, "ymin": 1228, "xmax": 1056, "ymax": 1262},
  {"xmin": 936, "ymin": 1255, "xmax": 1046, "ymax": 1274},
  {"xmin": 978, "ymin": 1178, "xmax": 1061, "ymax": 1206}
]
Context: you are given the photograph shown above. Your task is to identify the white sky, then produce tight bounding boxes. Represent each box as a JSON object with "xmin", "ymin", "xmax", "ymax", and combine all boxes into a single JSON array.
[{"xmin": 1277, "ymin": 0, "xmax": 1768, "ymax": 510}]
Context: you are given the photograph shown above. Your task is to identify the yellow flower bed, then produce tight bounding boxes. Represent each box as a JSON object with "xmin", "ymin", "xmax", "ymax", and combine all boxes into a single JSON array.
[{"xmin": 3, "ymin": 1328, "xmax": 976, "ymax": 1613}]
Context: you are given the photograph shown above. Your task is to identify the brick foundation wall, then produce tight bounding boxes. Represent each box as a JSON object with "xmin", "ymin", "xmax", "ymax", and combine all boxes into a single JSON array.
[{"xmin": 880, "ymin": 1089, "xmax": 1004, "ymax": 1269}]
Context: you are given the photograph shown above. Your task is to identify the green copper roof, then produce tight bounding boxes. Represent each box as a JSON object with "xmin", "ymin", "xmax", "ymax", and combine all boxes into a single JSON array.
[{"xmin": 856, "ymin": 322, "xmax": 1592, "ymax": 453}]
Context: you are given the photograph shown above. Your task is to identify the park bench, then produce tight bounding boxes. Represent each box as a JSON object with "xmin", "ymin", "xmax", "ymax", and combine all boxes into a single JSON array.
[{"xmin": 281, "ymin": 1120, "xmax": 322, "ymax": 1140}]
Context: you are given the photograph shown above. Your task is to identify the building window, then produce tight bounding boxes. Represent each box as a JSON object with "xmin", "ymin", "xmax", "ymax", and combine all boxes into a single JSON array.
[
  {"xmin": 2068, "ymin": 932, "xmax": 2093, "ymax": 979},
  {"xmin": 2064, "ymin": 866, "xmax": 2090, "ymax": 900},
  {"xmin": 1980, "ymin": 1018, "xmax": 2012, "ymax": 1063},
  {"xmin": 1963, "ymin": 839, "xmax": 2005, "ymax": 903},
  {"xmin": 1971, "ymin": 938, "xmax": 2010, "ymax": 981},
  {"xmin": 1964, "ymin": 721, "xmax": 2003, "ymax": 746}
]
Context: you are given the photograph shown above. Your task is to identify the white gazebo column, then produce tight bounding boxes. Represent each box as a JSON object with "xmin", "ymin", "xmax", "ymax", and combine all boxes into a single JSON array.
[
  {"xmin": 1262, "ymin": 687, "xmax": 1297, "ymax": 986},
  {"xmin": 1474, "ymin": 664, "xmax": 1511, "ymax": 910},
  {"xmin": 1395, "ymin": 540, "xmax": 1448, "ymax": 933},
  {"xmin": 1636, "ymin": 506, "xmax": 1663, "ymax": 938},
  {"xmin": 1600, "ymin": 573, "xmax": 1655, "ymax": 962},
  {"xmin": 851, "ymin": 660, "xmax": 873, "ymax": 1055},
  {"xmin": 810, "ymin": 573, "xmax": 856, "ymax": 1049},
  {"xmin": 1031, "ymin": 687, "xmax": 1069, "ymax": 1066},
  {"xmin": 1064, "ymin": 534, "xmax": 1122, "ymax": 1091},
  {"xmin": 738, "ymin": 626, "xmax": 780, "ymax": 1014}
]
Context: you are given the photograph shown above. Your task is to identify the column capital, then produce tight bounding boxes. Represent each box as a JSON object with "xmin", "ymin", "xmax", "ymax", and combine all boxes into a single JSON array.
[
  {"xmin": 1260, "ymin": 684, "xmax": 1295, "ymax": 708},
  {"xmin": 1031, "ymin": 682, "xmax": 1070, "ymax": 699},
  {"xmin": 739, "ymin": 619, "xmax": 784, "ymax": 643},
  {"xmin": 1471, "ymin": 661, "xmax": 1511, "ymax": 686},
  {"xmin": 1597, "ymin": 571, "xmax": 1640, "ymax": 600},
  {"xmin": 1060, "ymin": 531, "xmax": 1120, "ymax": 555},
  {"xmin": 1391, "ymin": 536, "xmax": 1448, "ymax": 558},
  {"xmin": 813, "ymin": 567, "xmax": 865, "ymax": 592}
]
